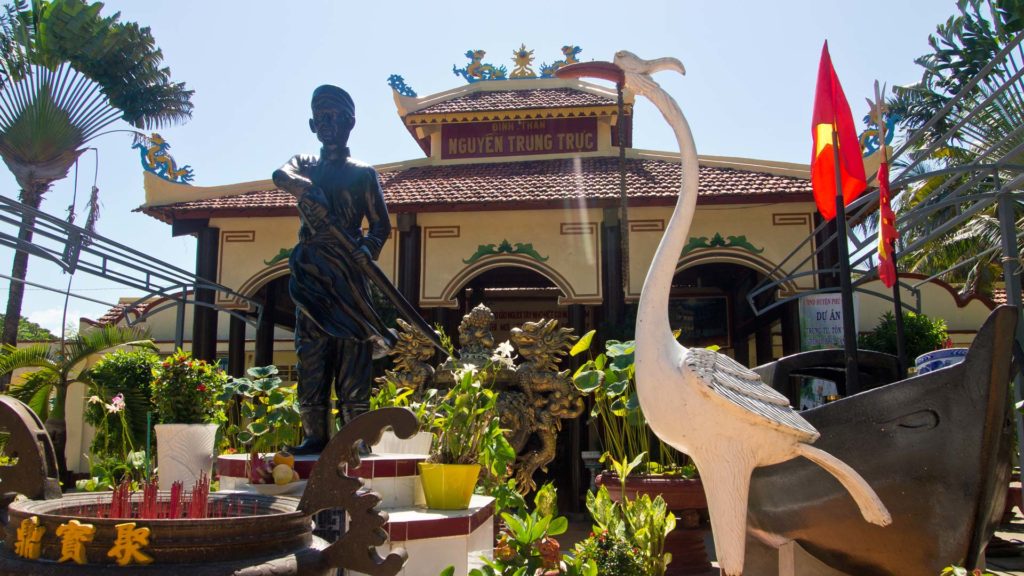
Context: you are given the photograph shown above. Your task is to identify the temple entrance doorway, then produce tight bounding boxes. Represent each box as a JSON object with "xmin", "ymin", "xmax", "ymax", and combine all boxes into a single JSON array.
[{"xmin": 672, "ymin": 261, "xmax": 789, "ymax": 367}]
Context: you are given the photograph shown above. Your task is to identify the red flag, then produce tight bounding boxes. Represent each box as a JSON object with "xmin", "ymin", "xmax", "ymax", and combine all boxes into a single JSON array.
[
  {"xmin": 877, "ymin": 161, "xmax": 898, "ymax": 287},
  {"xmin": 811, "ymin": 42, "xmax": 867, "ymax": 220}
]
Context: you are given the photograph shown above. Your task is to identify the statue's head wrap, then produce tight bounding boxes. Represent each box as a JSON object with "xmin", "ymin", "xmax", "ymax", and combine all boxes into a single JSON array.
[{"xmin": 311, "ymin": 85, "xmax": 355, "ymax": 117}]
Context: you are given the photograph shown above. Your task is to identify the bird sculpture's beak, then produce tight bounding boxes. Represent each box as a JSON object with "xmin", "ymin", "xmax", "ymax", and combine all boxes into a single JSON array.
[{"xmin": 555, "ymin": 61, "xmax": 625, "ymax": 86}]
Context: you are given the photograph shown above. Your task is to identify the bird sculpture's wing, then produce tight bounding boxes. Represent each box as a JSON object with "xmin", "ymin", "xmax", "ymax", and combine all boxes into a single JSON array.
[{"xmin": 684, "ymin": 347, "xmax": 819, "ymax": 441}]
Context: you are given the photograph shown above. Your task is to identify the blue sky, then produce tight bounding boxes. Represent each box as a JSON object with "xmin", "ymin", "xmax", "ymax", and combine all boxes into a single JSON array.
[{"xmin": 1, "ymin": 0, "xmax": 960, "ymax": 334}]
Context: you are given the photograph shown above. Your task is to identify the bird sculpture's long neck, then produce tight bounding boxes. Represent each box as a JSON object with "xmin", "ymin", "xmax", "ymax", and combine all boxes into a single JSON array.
[{"xmin": 635, "ymin": 80, "xmax": 700, "ymax": 353}]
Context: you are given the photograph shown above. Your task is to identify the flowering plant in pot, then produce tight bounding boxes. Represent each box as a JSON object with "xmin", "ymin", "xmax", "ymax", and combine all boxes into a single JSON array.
[
  {"xmin": 572, "ymin": 332, "xmax": 707, "ymax": 575},
  {"xmin": 151, "ymin": 349, "xmax": 227, "ymax": 490},
  {"xmin": 420, "ymin": 362, "xmax": 514, "ymax": 510}
]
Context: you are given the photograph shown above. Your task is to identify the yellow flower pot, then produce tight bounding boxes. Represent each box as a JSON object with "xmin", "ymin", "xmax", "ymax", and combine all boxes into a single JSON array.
[{"xmin": 418, "ymin": 462, "xmax": 480, "ymax": 510}]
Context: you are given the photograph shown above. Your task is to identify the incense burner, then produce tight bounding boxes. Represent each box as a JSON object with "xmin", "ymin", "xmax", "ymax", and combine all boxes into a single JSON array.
[{"xmin": 0, "ymin": 396, "xmax": 417, "ymax": 575}]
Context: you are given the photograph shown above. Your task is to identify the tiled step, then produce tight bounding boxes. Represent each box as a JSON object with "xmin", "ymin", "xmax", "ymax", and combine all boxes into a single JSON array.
[
  {"xmin": 351, "ymin": 495, "xmax": 495, "ymax": 576},
  {"xmin": 217, "ymin": 453, "xmax": 427, "ymax": 508},
  {"xmin": 218, "ymin": 451, "xmax": 495, "ymax": 576}
]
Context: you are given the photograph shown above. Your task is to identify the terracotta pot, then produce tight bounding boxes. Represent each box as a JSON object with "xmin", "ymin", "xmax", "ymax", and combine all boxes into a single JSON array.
[
  {"xmin": 595, "ymin": 472, "xmax": 712, "ymax": 575},
  {"xmin": 596, "ymin": 472, "xmax": 708, "ymax": 511},
  {"xmin": 418, "ymin": 462, "xmax": 480, "ymax": 510}
]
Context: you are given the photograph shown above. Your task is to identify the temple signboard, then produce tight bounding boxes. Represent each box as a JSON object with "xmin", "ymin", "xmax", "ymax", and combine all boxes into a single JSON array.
[{"xmin": 442, "ymin": 117, "xmax": 598, "ymax": 159}]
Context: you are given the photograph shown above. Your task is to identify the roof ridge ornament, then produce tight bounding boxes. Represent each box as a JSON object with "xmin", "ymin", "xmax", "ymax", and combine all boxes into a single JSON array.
[
  {"xmin": 388, "ymin": 46, "xmax": 585, "ymax": 91},
  {"xmin": 132, "ymin": 133, "xmax": 194, "ymax": 185},
  {"xmin": 386, "ymin": 74, "xmax": 417, "ymax": 97},
  {"xmin": 510, "ymin": 44, "xmax": 537, "ymax": 78}
]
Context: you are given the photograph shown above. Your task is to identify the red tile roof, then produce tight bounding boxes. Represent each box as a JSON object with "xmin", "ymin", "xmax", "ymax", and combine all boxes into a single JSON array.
[
  {"xmin": 411, "ymin": 88, "xmax": 616, "ymax": 115},
  {"xmin": 86, "ymin": 303, "xmax": 148, "ymax": 327},
  {"xmin": 140, "ymin": 156, "xmax": 811, "ymax": 222},
  {"xmin": 989, "ymin": 288, "xmax": 1021, "ymax": 305}
]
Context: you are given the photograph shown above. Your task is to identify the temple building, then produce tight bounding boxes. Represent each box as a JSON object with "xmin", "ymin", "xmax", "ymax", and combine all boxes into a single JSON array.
[
  {"xmin": 119, "ymin": 46, "xmax": 994, "ymax": 376},
  {"xmin": 63, "ymin": 46, "xmax": 997, "ymax": 478}
]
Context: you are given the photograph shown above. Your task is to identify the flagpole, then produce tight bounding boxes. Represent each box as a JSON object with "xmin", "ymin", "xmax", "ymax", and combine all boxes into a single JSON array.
[
  {"xmin": 832, "ymin": 127, "xmax": 862, "ymax": 395},
  {"xmin": 875, "ymin": 81, "xmax": 907, "ymax": 378}
]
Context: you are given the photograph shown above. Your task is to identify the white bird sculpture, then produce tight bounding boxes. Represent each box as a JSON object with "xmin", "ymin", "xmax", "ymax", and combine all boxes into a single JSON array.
[{"xmin": 558, "ymin": 52, "xmax": 891, "ymax": 575}]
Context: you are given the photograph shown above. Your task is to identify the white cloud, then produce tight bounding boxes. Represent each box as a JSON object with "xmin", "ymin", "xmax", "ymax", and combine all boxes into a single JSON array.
[{"xmin": 26, "ymin": 308, "xmax": 81, "ymax": 336}]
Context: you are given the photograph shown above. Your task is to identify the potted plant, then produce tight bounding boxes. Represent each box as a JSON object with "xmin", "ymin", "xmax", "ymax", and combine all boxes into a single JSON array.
[
  {"xmin": 420, "ymin": 363, "xmax": 512, "ymax": 510},
  {"xmin": 219, "ymin": 365, "xmax": 304, "ymax": 492},
  {"xmin": 571, "ymin": 331, "xmax": 708, "ymax": 574},
  {"xmin": 151, "ymin": 349, "xmax": 227, "ymax": 490},
  {"xmin": 369, "ymin": 378, "xmax": 439, "ymax": 454}
]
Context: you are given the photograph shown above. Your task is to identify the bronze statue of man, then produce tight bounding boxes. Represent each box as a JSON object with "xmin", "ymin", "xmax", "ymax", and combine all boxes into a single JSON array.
[{"xmin": 272, "ymin": 85, "xmax": 395, "ymax": 454}]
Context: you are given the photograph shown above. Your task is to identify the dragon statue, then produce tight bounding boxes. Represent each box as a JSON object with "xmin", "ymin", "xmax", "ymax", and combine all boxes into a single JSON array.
[
  {"xmin": 540, "ymin": 45, "xmax": 583, "ymax": 78},
  {"xmin": 377, "ymin": 318, "xmax": 436, "ymax": 392},
  {"xmin": 501, "ymin": 318, "xmax": 584, "ymax": 493},
  {"xmin": 452, "ymin": 49, "xmax": 508, "ymax": 83},
  {"xmin": 133, "ymin": 133, "xmax": 194, "ymax": 184},
  {"xmin": 457, "ymin": 304, "xmax": 498, "ymax": 368},
  {"xmin": 380, "ymin": 303, "xmax": 583, "ymax": 494}
]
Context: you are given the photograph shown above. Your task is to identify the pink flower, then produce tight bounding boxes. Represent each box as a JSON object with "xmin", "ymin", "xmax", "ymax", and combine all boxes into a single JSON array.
[{"xmin": 107, "ymin": 393, "xmax": 125, "ymax": 414}]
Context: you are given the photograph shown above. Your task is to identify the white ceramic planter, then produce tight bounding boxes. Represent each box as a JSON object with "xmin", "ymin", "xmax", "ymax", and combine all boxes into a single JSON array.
[
  {"xmin": 373, "ymin": 430, "xmax": 433, "ymax": 455},
  {"xmin": 914, "ymin": 348, "xmax": 968, "ymax": 375},
  {"xmin": 154, "ymin": 423, "xmax": 219, "ymax": 490}
]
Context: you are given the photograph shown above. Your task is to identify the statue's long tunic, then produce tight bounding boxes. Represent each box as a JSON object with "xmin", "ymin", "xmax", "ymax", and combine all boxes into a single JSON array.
[{"xmin": 279, "ymin": 152, "xmax": 392, "ymax": 343}]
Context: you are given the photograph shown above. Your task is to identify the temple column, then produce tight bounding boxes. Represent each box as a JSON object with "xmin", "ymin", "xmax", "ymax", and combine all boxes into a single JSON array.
[
  {"xmin": 397, "ymin": 212, "xmax": 421, "ymax": 307},
  {"xmin": 600, "ymin": 207, "xmax": 624, "ymax": 338},
  {"xmin": 192, "ymin": 227, "xmax": 220, "ymax": 361},
  {"xmin": 228, "ymin": 315, "xmax": 246, "ymax": 377}
]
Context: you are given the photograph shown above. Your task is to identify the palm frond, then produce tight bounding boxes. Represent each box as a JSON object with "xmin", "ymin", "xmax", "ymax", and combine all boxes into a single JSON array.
[
  {"xmin": 0, "ymin": 342, "xmax": 56, "ymax": 375},
  {"xmin": 8, "ymin": 368, "xmax": 56, "ymax": 420},
  {"xmin": 58, "ymin": 324, "xmax": 154, "ymax": 381}
]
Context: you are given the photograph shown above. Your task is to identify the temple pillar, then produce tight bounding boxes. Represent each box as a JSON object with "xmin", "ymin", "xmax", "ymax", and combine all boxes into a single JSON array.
[
  {"xmin": 192, "ymin": 226, "xmax": 219, "ymax": 361},
  {"xmin": 228, "ymin": 315, "xmax": 246, "ymax": 377}
]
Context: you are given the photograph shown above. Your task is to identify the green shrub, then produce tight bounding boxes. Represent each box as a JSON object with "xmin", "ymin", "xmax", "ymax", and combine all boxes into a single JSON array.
[
  {"xmin": 858, "ymin": 311, "xmax": 948, "ymax": 361},
  {"xmin": 573, "ymin": 530, "xmax": 645, "ymax": 576},
  {"xmin": 151, "ymin": 350, "xmax": 227, "ymax": 424},
  {"xmin": 85, "ymin": 348, "xmax": 159, "ymax": 457}
]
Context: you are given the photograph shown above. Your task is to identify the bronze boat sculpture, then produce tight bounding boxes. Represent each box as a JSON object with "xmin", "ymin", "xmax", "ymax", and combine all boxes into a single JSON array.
[{"xmin": 746, "ymin": 305, "xmax": 1018, "ymax": 575}]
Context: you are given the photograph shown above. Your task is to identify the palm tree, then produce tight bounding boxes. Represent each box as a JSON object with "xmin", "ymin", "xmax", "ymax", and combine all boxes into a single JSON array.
[
  {"xmin": 0, "ymin": 0, "xmax": 193, "ymax": 352},
  {"xmin": 0, "ymin": 324, "xmax": 155, "ymax": 478},
  {"xmin": 886, "ymin": 0, "xmax": 1024, "ymax": 296}
]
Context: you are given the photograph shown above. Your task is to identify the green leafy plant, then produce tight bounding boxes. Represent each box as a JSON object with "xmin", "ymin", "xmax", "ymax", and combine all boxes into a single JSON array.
[
  {"xmin": 0, "ymin": 325, "xmax": 153, "ymax": 476},
  {"xmin": 220, "ymin": 365, "xmax": 300, "ymax": 453},
  {"xmin": 585, "ymin": 453, "xmax": 676, "ymax": 576},
  {"xmin": 572, "ymin": 530, "xmax": 644, "ymax": 576},
  {"xmin": 571, "ymin": 331, "xmax": 692, "ymax": 476},
  {"xmin": 84, "ymin": 348, "xmax": 158, "ymax": 458},
  {"xmin": 858, "ymin": 311, "xmax": 949, "ymax": 361},
  {"xmin": 370, "ymin": 378, "xmax": 442, "ymax": 432},
  {"xmin": 428, "ymin": 363, "xmax": 513, "ymax": 468},
  {"xmin": 75, "ymin": 450, "xmax": 146, "ymax": 492},
  {"xmin": 151, "ymin": 349, "xmax": 227, "ymax": 425},
  {"xmin": 442, "ymin": 482, "xmax": 597, "ymax": 576}
]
